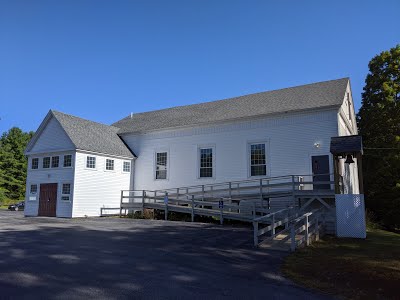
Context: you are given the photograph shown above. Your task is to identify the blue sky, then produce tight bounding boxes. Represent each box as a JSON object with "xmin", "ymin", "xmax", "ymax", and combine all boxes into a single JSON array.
[{"xmin": 0, "ymin": 0, "xmax": 399, "ymax": 133}]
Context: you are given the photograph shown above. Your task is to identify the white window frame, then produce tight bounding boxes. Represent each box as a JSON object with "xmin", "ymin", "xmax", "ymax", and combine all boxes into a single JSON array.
[
  {"xmin": 61, "ymin": 183, "xmax": 72, "ymax": 202},
  {"xmin": 28, "ymin": 184, "xmax": 38, "ymax": 201},
  {"xmin": 63, "ymin": 154, "xmax": 73, "ymax": 168},
  {"xmin": 247, "ymin": 141, "xmax": 269, "ymax": 178},
  {"xmin": 85, "ymin": 156, "xmax": 97, "ymax": 170},
  {"xmin": 51, "ymin": 156, "xmax": 60, "ymax": 168},
  {"xmin": 197, "ymin": 145, "xmax": 215, "ymax": 179},
  {"xmin": 31, "ymin": 158, "xmax": 39, "ymax": 170},
  {"xmin": 105, "ymin": 158, "xmax": 115, "ymax": 172},
  {"xmin": 122, "ymin": 161, "xmax": 131, "ymax": 173},
  {"xmin": 154, "ymin": 150, "xmax": 169, "ymax": 180},
  {"xmin": 43, "ymin": 157, "xmax": 50, "ymax": 169}
]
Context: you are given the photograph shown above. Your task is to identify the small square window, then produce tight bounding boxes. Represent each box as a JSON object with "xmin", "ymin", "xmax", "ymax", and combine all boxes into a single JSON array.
[
  {"xmin": 43, "ymin": 157, "xmax": 50, "ymax": 168},
  {"xmin": 105, "ymin": 159, "xmax": 114, "ymax": 171},
  {"xmin": 31, "ymin": 158, "xmax": 39, "ymax": 169},
  {"xmin": 51, "ymin": 156, "xmax": 59, "ymax": 168},
  {"xmin": 61, "ymin": 183, "xmax": 71, "ymax": 201},
  {"xmin": 63, "ymin": 155, "xmax": 72, "ymax": 167},
  {"xmin": 30, "ymin": 184, "xmax": 37, "ymax": 194},
  {"xmin": 123, "ymin": 161, "xmax": 131, "ymax": 173},
  {"xmin": 86, "ymin": 156, "xmax": 96, "ymax": 169},
  {"xmin": 62, "ymin": 183, "xmax": 71, "ymax": 195}
]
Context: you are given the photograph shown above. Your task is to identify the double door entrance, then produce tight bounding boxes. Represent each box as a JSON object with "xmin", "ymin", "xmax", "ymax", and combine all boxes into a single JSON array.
[{"xmin": 38, "ymin": 183, "xmax": 57, "ymax": 217}]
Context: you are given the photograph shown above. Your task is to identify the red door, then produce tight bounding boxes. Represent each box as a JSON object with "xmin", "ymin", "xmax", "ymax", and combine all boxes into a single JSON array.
[{"xmin": 39, "ymin": 183, "xmax": 57, "ymax": 217}]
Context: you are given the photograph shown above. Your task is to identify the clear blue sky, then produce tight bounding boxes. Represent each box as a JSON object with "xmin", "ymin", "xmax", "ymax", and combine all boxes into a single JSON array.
[{"xmin": 0, "ymin": 0, "xmax": 399, "ymax": 133}]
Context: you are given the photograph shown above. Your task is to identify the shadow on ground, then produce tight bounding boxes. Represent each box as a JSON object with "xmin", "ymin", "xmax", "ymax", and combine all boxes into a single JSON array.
[{"xmin": 0, "ymin": 212, "xmax": 332, "ymax": 299}]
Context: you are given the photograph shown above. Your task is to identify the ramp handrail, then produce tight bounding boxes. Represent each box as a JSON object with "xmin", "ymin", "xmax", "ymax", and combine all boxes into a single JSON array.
[
  {"xmin": 121, "ymin": 173, "xmax": 334, "ymax": 206},
  {"xmin": 253, "ymin": 207, "xmax": 325, "ymax": 250}
]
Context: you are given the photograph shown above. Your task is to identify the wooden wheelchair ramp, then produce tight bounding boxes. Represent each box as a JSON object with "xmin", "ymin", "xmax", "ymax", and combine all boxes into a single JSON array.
[{"xmin": 115, "ymin": 174, "xmax": 333, "ymax": 251}]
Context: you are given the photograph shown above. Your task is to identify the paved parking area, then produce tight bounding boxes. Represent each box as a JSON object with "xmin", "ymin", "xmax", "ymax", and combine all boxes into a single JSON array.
[{"xmin": 0, "ymin": 210, "xmax": 331, "ymax": 299}]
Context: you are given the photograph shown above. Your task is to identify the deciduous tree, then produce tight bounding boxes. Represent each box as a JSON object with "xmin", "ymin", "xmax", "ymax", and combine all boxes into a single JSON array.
[{"xmin": 357, "ymin": 45, "xmax": 400, "ymax": 229}]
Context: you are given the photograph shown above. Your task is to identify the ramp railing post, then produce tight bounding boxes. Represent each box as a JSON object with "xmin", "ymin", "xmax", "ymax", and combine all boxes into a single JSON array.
[
  {"xmin": 191, "ymin": 195, "xmax": 195, "ymax": 222},
  {"xmin": 305, "ymin": 214, "xmax": 309, "ymax": 246},
  {"xmin": 290, "ymin": 223, "xmax": 296, "ymax": 252},
  {"xmin": 253, "ymin": 221, "xmax": 259, "ymax": 247},
  {"xmin": 165, "ymin": 192, "xmax": 168, "ymax": 220},
  {"xmin": 285, "ymin": 208, "xmax": 289, "ymax": 229},
  {"xmin": 219, "ymin": 198, "xmax": 223, "ymax": 225},
  {"xmin": 201, "ymin": 185, "xmax": 205, "ymax": 208},
  {"xmin": 271, "ymin": 213, "xmax": 275, "ymax": 237},
  {"xmin": 142, "ymin": 190, "xmax": 145, "ymax": 214},
  {"xmin": 120, "ymin": 190, "xmax": 123, "ymax": 218},
  {"xmin": 315, "ymin": 214, "xmax": 320, "ymax": 241},
  {"xmin": 259, "ymin": 179, "xmax": 263, "ymax": 202}
]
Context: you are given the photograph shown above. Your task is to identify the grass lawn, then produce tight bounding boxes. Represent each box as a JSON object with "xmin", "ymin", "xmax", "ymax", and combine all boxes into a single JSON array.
[{"xmin": 282, "ymin": 229, "xmax": 400, "ymax": 299}]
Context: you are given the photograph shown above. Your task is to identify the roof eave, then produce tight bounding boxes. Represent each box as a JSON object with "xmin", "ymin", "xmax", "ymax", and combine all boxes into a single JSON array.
[{"xmin": 117, "ymin": 104, "xmax": 343, "ymax": 136}]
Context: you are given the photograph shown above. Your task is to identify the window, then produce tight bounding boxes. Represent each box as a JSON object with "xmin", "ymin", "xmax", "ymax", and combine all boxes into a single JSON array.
[
  {"xmin": 123, "ymin": 161, "xmax": 131, "ymax": 173},
  {"xmin": 43, "ymin": 157, "xmax": 50, "ymax": 168},
  {"xmin": 51, "ymin": 156, "xmax": 59, "ymax": 168},
  {"xmin": 105, "ymin": 159, "xmax": 114, "ymax": 171},
  {"xmin": 63, "ymin": 155, "xmax": 72, "ymax": 167},
  {"xmin": 61, "ymin": 183, "xmax": 71, "ymax": 201},
  {"xmin": 29, "ymin": 184, "xmax": 38, "ymax": 201},
  {"xmin": 31, "ymin": 158, "xmax": 39, "ymax": 169},
  {"xmin": 30, "ymin": 184, "xmax": 37, "ymax": 194},
  {"xmin": 86, "ymin": 156, "xmax": 96, "ymax": 169},
  {"xmin": 155, "ymin": 152, "xmax": 167, "ymax": 179},
  {"xmin": 250, "ymin": 143, "xmax": 267, "ymax": 176},
  {"xmin": 199, "ymin": 148, "xmax": 213, "ymax": 178}
]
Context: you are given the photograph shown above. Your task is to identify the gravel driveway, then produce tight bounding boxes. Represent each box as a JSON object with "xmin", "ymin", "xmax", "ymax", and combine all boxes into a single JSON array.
[{"xmin": 0, "ymin": 210, "xmax": 331, "ymax": 299}]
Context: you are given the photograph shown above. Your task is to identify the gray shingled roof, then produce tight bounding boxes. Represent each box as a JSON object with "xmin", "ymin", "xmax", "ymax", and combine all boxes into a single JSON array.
[
  {"xmin": 52, "ymin": 111, "xmax": 135, "ymax": 158},
  {"xmin": 330, "ymin": 135, "xmax": 363, "ymax": 155},
  {"xmin": 113, "ymin": 78, "xmax": 349, "ymax": 134}
]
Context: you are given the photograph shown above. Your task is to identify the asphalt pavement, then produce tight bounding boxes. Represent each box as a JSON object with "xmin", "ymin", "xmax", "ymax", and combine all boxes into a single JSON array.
[{"xmin": 0, "ymin": 210, "xmax": 332, "ymax": 300}]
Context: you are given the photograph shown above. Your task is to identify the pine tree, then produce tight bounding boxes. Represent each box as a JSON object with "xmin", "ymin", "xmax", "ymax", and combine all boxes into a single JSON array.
[
  {"xmin": 0, "ymin": 127, "xmax": 34, "ymax": 202},
  {"xmin": 357, "ymin": 45, "xmax": 400, "ymax": 229}
]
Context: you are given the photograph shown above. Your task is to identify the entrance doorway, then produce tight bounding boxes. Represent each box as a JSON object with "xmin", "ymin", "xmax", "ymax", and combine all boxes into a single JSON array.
[
  {"xmin": 39, "ymin": 183, "xmax": 57, "ymax": 217},
  {"xmin": 311, "ymin": 155, "xmax": 331, "ymax": 190}
]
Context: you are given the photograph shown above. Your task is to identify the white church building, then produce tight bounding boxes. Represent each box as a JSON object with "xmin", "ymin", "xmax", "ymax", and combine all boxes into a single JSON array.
[{"xmin": 24, "ymin": 78, "xmax": 360, "ymax": 218}]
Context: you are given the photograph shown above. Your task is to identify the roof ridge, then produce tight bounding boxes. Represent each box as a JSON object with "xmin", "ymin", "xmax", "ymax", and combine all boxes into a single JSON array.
[
  {"xmin": 51, "ymin": 110, "xmax": 119, "ymax": 129},
  {"xmin": 115, "ymin": 77, "xmax": 349, "ymax": 121}
]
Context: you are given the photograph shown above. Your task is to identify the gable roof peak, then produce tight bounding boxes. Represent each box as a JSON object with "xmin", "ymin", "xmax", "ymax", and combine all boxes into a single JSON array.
[{"xmin": 26, "ymin": 110, "xmax": 134, "ymax": 158}]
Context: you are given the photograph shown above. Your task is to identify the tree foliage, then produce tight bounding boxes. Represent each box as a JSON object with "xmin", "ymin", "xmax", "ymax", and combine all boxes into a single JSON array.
[
  {"xmin": 0, "ymin": 127, "xmax": 34, "ymax": 203},
  {"xmin": 357, "ymin": 45, "xmax": 400, "ymax": 229}
]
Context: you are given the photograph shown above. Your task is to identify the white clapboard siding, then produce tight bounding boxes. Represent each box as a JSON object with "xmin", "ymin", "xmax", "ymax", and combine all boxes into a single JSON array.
[
  {"xmin": 122, "ymin": 108, "xmax": 339, "ymax": 191},
  {"xmin": 72, "ymin": 152, "xmax": 132, "ymax": 217},
  {"xmin": 24, "ymin": 152, "xmax": 76, "ymax": 217},
  {"xmin": 30, "ymin": 117, "xmax": 75, "ymax": 153},
  {"xmin": 336, "ymin": 83, "xmax": 360, "ymax": 194}
]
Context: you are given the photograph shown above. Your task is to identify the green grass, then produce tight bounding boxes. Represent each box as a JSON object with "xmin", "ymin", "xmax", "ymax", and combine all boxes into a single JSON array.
[{"xmin": 282, "ymin": 229, "xmax": 400, "ymax": 299}]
